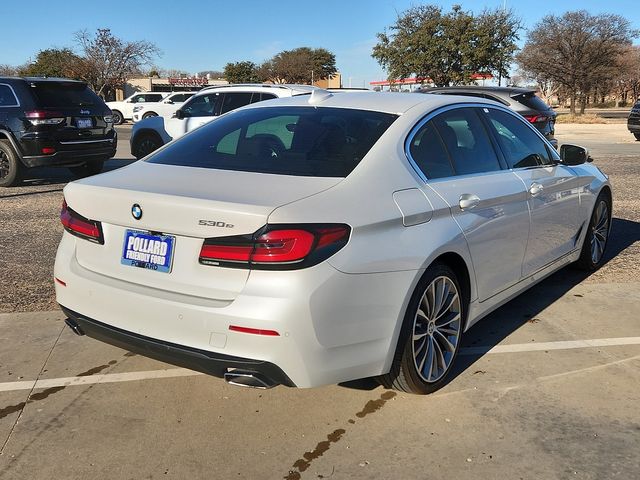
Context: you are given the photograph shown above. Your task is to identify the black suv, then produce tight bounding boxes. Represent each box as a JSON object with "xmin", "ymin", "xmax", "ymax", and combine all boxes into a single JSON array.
[
  {"xmin": 419, "ymin": 86, "xmax": 558, "ymax": 148},
  {"xmin": 628, "ymin": 100, "xmax": 640, "ymax": 141},
  {"xmin": 0, "ymin": 77, "xmax": 116, "ymax": 187}
]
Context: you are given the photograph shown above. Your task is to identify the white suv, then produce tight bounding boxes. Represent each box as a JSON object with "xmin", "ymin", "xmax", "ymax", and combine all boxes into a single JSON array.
[
  {"xmin": 106, "ymin": 92, "xmax": 167, "ymax": 125},
  {"xmin": 130, "ymin": 84, "xmax": 317, "ymax": 159},
  {"xmin": 132, "ymin": 92, "xmax": 197, "ymax": 123}
]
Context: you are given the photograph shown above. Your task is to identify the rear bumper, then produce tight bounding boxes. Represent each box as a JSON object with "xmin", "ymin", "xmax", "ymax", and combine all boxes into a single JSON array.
[
  {"xmin": 60, "ymin": 305, "xmax": 295, "ymax": 387},
  {"xmin": 18, "ymin": 130, "xmax": 117, "ymax": 167},
  {"xmin": 54, "ymin": 232, "xmax": 416, "ymax": 388},
  {"xmin": 22, "ymin": 145, "xmax": 117, "ymax": 168}
]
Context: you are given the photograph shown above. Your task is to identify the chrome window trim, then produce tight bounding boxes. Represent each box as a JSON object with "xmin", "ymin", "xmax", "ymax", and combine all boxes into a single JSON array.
[
  {"xmin": 404, "ymin": 102, "xmax": 558, "ymax": 182},
  {"xmin": 0, "ymin": 83, "xmax": 20, "ymax": 108}
]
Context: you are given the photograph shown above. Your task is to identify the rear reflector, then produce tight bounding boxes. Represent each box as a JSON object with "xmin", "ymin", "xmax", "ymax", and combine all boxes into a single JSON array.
[
  {"xmin": 60, "ymin": 200, "xmax": 104, "ymax": 244},
  {"xmin": 54, "ymin": 277, "xmax": 66, "ymax": 287},
  {"xmin": 199, "ymin": 224, "xmax": 350, "ymax": 270},
  {"xmin": 41, "ymin": 147, "xmax": 56, "ymax": 154},
  {"xmin": 229, "ymin": 325, "xmax": 280, "ymax": 336}
]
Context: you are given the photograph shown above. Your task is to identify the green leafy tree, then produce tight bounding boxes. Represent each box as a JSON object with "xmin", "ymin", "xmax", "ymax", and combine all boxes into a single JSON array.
[
  {"xmin": 517, "ymin": 10, "xmax": 638, "ymax": 114},
  {"xmin": 19, "ymin": 48, "xmax": 83, "ymax": 78},
  {"xmin": 262, "ymin": 47, "xmax": 337, "ymax": 84},
  {"xmin": 372, "ymin": 4, "xmax": 521, "ymax": 86},
  {"xmin": 223, "ymin": 61, "xmax": 260, "ymax": 84}
]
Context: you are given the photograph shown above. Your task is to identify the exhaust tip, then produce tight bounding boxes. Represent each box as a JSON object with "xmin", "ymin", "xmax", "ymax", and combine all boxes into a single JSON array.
[
  {"xmin": 65, "ymin": 318, "xmax": 85, "ymax": 336},
  {"xmin": 224, "ymin": 370, "xmax": 277, "ymax": 389}
]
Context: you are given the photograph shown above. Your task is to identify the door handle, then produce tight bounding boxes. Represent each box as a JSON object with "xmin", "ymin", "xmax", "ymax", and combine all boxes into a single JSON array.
[
  {"xmin": 529, "ymin": 182, "xmax": 544, "ymax": 196},
  {"xmin": 459, "ymin": 193, "xmax": 480, "ymax": 210}
]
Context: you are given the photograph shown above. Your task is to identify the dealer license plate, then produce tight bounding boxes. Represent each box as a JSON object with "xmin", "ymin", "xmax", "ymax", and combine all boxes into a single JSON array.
[
  {"xmin": 121, "ymin": 230, "xmax": 175, "ymax": 273},
  {"xmin": 76, "ymin": 118, "xmax": 93, "ymax": 129}
]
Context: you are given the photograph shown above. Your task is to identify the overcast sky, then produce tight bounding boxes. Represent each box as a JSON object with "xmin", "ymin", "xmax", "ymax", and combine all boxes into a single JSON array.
[{"xmin": 1, "ymin": 0, "xmax": 639, "ymax": 87}]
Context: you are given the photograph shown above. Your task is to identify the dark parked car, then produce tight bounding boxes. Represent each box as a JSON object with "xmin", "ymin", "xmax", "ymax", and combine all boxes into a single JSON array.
[
  {"xmin": 0, "ymin": 77, "xmax": 116, "ymax": 187},
  {"xmin": 628, "ymin": 100, "xmax": 640, "ymax": 141},
  {"xmin": 419, "ymin": 86, "xmax": 557, "ymax": 148}
]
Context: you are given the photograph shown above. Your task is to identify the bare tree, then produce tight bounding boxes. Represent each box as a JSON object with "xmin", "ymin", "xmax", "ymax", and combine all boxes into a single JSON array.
[
  {"xmin": 517, "ymin": 11, "xmax": 638, "ymax": 114},
  {"xmin": 615, "ymin": 45, "xmax": 640, "ymax": 105},
  {"xmin": 0, "ymin": 64, "xmax": 18, "ymax": 76},
  {"xmin": 75, "ymin": 28, "xmax": 161, "ymax": 96}
]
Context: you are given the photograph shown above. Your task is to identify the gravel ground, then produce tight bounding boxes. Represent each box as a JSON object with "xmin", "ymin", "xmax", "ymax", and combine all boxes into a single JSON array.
[{"xmin": 0, "ymin": 124, "xmax": 638, "ymax": 313}]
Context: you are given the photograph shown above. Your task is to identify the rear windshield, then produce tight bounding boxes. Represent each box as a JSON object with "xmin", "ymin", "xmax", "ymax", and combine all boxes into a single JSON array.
[
  {"xmin": 30, "ymin": 82, "xmax": 103, "ymax": 108},
  {"xmin": 512, "ymin": 92, "xmax": 551, "ymax": 112},
  {"xmin": 147, "ymin": 106, "xmax": 398, "ymax": 177}
]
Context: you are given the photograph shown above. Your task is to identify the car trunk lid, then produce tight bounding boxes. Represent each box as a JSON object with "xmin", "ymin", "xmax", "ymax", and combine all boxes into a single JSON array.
[{"xmin": 63, "ymin": 161, "xmax": 342, "ymax": 301}]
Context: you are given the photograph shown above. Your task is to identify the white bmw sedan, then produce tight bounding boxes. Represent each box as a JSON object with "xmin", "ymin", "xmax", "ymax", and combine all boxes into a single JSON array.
[{"xmin": 55, "ymin": 91, "xmax": 611, "ymax": 394}]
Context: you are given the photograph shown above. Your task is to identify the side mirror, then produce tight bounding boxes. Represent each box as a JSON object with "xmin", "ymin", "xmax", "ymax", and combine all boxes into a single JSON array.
[
  {"xmin": 560, "ymin": 144, "xmax": 593, "ymax": 165},
  {"xmin": 174, "ymin": 109, "xmax": 185, "ymax": 119}
]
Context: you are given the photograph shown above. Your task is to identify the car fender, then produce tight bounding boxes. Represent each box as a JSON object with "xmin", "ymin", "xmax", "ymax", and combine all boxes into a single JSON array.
[
  {"xmin": 0, "ymin": 128, "xmax": 26, "ymax": 163},
  {"xmin": 130, "ymin": 116, "xmax": 172, "ymax": 148}
]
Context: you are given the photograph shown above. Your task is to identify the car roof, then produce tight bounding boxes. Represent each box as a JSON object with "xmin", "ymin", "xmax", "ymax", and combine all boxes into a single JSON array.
[
  {"xmin": 249, "ymin": 90, "xmax": 503, "ymax": 115},
  {"xmin": 421, "ymin": 85, "xmax": 535, "ymax": 95},
  {"xmin": 197, "ymin": 83, "xmax": 319, "ymax": 96},
  {"xmin": 0, "ymin": 76, "xmax": 87, "ymax": 85}
]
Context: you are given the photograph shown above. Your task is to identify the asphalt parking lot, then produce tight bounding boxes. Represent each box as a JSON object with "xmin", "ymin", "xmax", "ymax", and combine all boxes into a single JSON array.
[{"xmin": 0, "ymin": 123, "xmax": 639, "ymax": 479}]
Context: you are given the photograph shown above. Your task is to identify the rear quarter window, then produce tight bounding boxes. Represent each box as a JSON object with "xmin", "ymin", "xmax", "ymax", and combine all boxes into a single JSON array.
[
  {"xmin": 147, "ymin": 106, "xmax": 397, "ymax": 178},
  {"xmin": 512, "ymin": 92, "xmax": 551, "ymax": 111},
  {"xmin": 0, "ymin": 84, "xmax": 19, "ymax": 107}
]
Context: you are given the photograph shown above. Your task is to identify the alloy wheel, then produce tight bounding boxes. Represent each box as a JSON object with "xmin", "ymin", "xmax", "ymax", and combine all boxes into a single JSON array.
[
  {"xmin": 412, "ymin": 276, "xmax": 462, "ymax": 383},
  {"xmin": 0, "ymin": 150, "xmax": 9, "ymax": 180},
  {"xmin": 590, "ymin": 200, "xmax": 609, "ymax": 264}
]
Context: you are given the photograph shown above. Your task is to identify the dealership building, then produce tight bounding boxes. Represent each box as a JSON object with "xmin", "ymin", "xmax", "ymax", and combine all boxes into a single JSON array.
[{"xmin": 115, "ymin": 73, "xmax": 342, "ymax": 100}]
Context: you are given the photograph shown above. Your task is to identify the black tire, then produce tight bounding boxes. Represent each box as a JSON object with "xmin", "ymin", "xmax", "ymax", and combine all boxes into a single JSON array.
[
  {"xmin": 142, "ymin": 112, "xmax": 158, "ymax": 119},
  {"xmin": 380, "ymin": 263, "xmax": 466, "ymax": 394},
  {"xmin": 0, "ymin": 139, "xmax": 23, "ymax": 187},
  {"xmin": 634, "ymin": 133, "xmax": 640, "ymax": 141},
  {"xmin": 111, "ymin": 110, "xmax": 124, "ymax": 125},
  {"xmin": 574, "ymin": 191, "xmax": 612, "ymax": 271},
  {"xmin": 69, "ymin": 160, "xmax": 104, "ymax": 178},
  {"xmin": 132, "ymin": 132, "xmax": 163, "ymax": 159}
]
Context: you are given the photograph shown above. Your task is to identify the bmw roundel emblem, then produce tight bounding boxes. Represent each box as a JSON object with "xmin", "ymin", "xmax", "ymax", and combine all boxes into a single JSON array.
[{"xmin": 131, "ymin": 204, "xmax": 143, "ymax": 220}]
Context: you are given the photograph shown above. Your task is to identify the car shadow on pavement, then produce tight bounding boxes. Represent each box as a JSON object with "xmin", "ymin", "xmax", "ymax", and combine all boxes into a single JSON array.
[
  {"xmin": 340, "ymin": 216, "xmax": 640, "ymax": 392},
  {"xmin": 447, "ymin": 216, "xmax": 639, "ymax": 385},
  {"xmin": 18, "ymin": 158, "xmax": 136, "ymax": 188}
]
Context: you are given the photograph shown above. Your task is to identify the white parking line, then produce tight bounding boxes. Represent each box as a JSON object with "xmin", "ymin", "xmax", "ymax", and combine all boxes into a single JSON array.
[
  {"xmin": 0, "ymin": 336, "xmax": 639, "ymax": 394},
  {"xmin": 458, "ymin": 337, "xmax": 640, "ymax": 355},
  {"xmin": 0, "ymin": 368, "xmax": 202, "ymax": 393}
]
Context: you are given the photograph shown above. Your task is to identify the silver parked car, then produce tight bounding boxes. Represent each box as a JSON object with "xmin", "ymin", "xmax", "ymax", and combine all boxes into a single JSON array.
[{"xmin": 55, "ymin": 92, "xmax": 611, "ymax": 394}]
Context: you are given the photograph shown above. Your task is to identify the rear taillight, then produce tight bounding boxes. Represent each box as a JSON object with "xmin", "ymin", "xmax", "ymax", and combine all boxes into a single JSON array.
[
  {"xmin": 522, "ymin": 114, "xmax": 548, "ymax": 124},
  {"xmin": 24, "ymin": 110, "xmax": 65, "ymax": 126},
  {"xmin": 199, "ymin": 224, "xmax": 350, "ymax": 270},
  {"xmin": 60, "ymin": 200, "xmax": 104, "ymax": 244}
]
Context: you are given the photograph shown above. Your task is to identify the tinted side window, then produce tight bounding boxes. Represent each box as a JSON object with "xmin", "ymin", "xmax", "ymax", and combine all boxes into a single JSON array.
[
  {"xmin": 485, "ymin": 109, "xmax": 552, "ymax": 168},
  {"xmin": 131, "ymin": 95, "xmax": 145, "ymax": 103},
  {"xmin": 181, "ymin": 93, "xmax": 220, "ymax": 117},
  {"xmin": 145, "ymin": 94, "xmax": 164, "ymax": 102},
  {"xmin": 409, "ymin": 121, "xmax": 454, "ymax": 179},
  {"xmin": 432, "ymin": 109, "xmax": 502, "ymax": 175},
  {"xmin": 220, "ymin": 92, "xmax": 254, "ymax": 114},
  {"xmin": 0, "ymin": 85, "xmax": 18, "ymax": 107}
]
